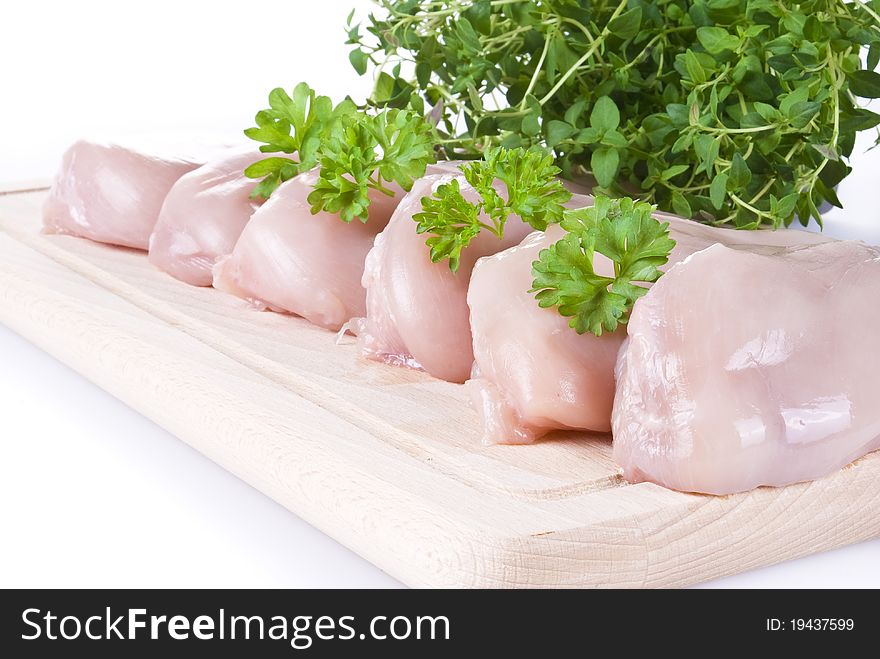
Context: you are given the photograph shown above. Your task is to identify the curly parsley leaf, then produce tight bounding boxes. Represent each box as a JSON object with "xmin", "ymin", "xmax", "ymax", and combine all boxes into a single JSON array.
[
  {"xmin": 307, "ymin": 108, "xmax": 437, "ymax": 223},
  {"xmin": 307, "ymin": 118, "xmax": 376, "ymax": 223},
  {"xmin": 414, "ymin": 178, "xmax": 482, "ymax": 272},
  {"xmin": 531, "ymin": 196, "xmax": 676, "ymax": 336},
  {"xmin": 413, "ymin": 147, "xmax": 572, "ymax": 271},
  {"xmin": 371, "ymin": 108, "xmax": 437, "ymax": 191},
  {"xmin": 245, "ymin": 82, "xmax": 436, "ymax": 221},
  {"xmin": 463, "ymin": 147, "xmax": 573, "ymax": 230},
  {"xmin": 243, "ymin": 83, "xmax": 353, "ymax": 199}
]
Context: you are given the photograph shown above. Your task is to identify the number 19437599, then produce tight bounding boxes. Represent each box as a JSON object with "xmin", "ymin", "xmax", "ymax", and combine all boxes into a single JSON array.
[{"xmin": 766, "ymin": 618, "xmax": 855, "ymax": 631}]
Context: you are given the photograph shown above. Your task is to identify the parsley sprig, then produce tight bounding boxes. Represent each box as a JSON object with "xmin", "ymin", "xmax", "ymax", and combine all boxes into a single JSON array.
[
  {"xmin": 412, "ymin": 147, "xmax": 572, "ymax": 271},
  {"xmin": 349, "ymin": 1, "xmax": 880, "ymax": 229},
  {"xmin": 243, "ymin": 83, "xmax": 351, "ymax": 199},
  {"xmin": 531, "ymin": 196, "xmax": 676, "ymax": 336},
  {"xmin": 309, "ymin": 108, "xmax": 436, "ymax": 222},
  {"xmin": 244, "ymin": 83, "xmax": 436, "ymax": 222}
]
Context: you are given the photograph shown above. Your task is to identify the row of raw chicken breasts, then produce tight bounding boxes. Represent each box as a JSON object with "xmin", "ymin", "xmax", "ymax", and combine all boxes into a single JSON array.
[{"xmin": 42, "ymin": 140, "xmax": 880, "ymax": 496}]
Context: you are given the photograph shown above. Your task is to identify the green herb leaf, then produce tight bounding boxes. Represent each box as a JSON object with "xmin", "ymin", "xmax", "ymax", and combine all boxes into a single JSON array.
[
  {"xmin": 243, "ymin": 83, "xmax": 346, "ymax": 199},
  {"xmin": 607, "ymin": 6, "xmax": 642, "ymax": 40},
  {"xmin": 530, "ymin": 196, "xmax": 676, "ymax": 336},
  {"xmin": 729, "ymin": 153, "xmax": 752, "ymax": 189},
  {"xmin": 414, "ymin": 147, "xmax": 572, "ymax": 271},
  {"xmin": 413, "ymin": 178, "xmax": 482, "ymax": 272},
  {"xmin": 546, "ymin": 120, "xmax": 574, "ymax": 148},
  {"xmin": 349, "ymin": 48, "xmax": 369, "ymax": 76},
  {"xmin": 590, "ymin": 96, "xmax": 620, "ymax": 132},
  {"xmin": 696, "ymin": 26, "xmax": 740, "ymax": 55},
  {"xmin": 308, "ymin": 107, "xmax": 437, "ymax": 223},
  {"xmin": 670, "ymin": 190, "xmax": 692, "ymax": 218},
  {"xmin": 591, "ymin": 147, "xmax": 619, "ymax": 188},
  {"xmin": 850, "ymin": 70, "xmax": 880, "ymax": 98},
  {"xmin": 661, "ymin": 165, "xmax": 689, "ymax": 181},
  {"xmin": 710, "ymin": 172, "xmax": 729, "ymax": 209}
]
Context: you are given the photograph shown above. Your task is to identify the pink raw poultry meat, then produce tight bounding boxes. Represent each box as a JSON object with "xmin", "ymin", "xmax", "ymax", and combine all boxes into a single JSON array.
[
  {"xmin": 148, "ymin": 148, "xmax": 262, "ymax": 286},
  {"xmin": 612, "ymin": 240, "xmax": 880, "ymax": 495},
  {"xmin": 466, "ymin": 224, "xmax": 622, "ymax": 443},
  {"xmin": 42, "ymin": 138, "xmax": 228, "ymax": 249},
  {"xmin": 350, "ymin": 173, "xmax": 590, "ymax": 383},
  {"xmin": 466, "ymin": 216, "xmax": 830, "ymax": 445},
  {"xmin": 212, "ymin": 168, "xmax": 404, "ymax": 331}
]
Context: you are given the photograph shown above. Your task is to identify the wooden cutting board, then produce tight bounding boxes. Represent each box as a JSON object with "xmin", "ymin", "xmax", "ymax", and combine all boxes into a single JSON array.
[{"xmin": 1, "ymin": 183, "xmax": 878, "ymax": 588}]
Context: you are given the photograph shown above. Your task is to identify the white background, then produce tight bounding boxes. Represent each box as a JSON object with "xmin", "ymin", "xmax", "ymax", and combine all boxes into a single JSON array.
[{"xmin": 1, "ymin": 0, "xmax": 878, "ymax": 588}]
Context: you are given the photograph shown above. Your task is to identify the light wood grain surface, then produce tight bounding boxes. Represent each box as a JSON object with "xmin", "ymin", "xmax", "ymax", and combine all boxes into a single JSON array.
[{"xmin": 1, "ymin": 188, "xmax": 878, "ymax": 588}]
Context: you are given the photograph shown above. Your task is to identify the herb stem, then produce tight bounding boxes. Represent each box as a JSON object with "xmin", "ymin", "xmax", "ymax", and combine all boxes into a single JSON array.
[
  {"xmin": 520, "ymin": 26, "xmax": 555, "ymax": 109},
  {"xmin": 854, "ymin": 0, "xmax": 880, "ymax": 24},
  {"xmin": 699, "ymin": 124, "xmax": 777, "ymax": 135},
  {"xmin": 536, "ymin": 0, "xmax": 628, "ymax": 106},
  {"xmin": 729, "ymin": 192, "xmax": 773, "ymax": 221}
]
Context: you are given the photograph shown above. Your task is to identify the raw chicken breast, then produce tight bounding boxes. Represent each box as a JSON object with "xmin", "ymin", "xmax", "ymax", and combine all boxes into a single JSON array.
[
  {"xmin": 212, "ymin": 168, "xmax": 403, "ymax": 331},
  {"xmin": 148, "ymin": 148, "xmax": 261, "ymax": 286},
  {"xmin": 354, "ymin": 174, "xmax": 585, "ymax": 383},
  {"xmin": 43, "ymin": 139, "xmax": 225, "ymax": 249},
  {"xmin": 612, "ymin": 240, "xmax": 880, "ymax": 495},
  {"xmin": 467, "ymin": 215, "xmax": 831, "ymax": 445},
  {"xmin": 466, "ymin": 224, "xmax": 623, "ymax": 443}
]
